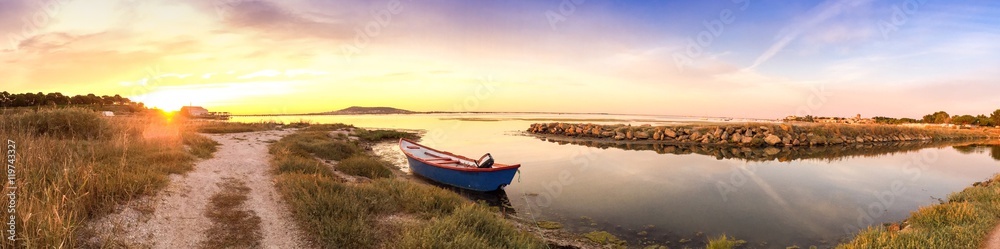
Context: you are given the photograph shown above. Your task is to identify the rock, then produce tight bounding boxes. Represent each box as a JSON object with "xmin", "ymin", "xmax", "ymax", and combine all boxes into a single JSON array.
[
  {"xmin": 614, "ymin": 134, "xmax": 625, "ymax": 140},
  {"xmin": 856, "ymin": 137, "xmax": 864, "ymax": 143},
  {"xmin": 731, "ymin": 134, "xmax": 743, "ymax": 143},
  {"xmin": 601, "ymin": 131, "xmax": 614, "ymax": 137},
  {"xmin": 626, "ymin": 130, "xmax": 634, "ymax": 139},
  {"xmin": 591, "ymin": 127, "xmax": 602, "ymax": 136},
  {"xmin": 713, "ymin": 128, "xmax": 723, "ymax": 137},
  {"xmin": 831, "ymin": 137, "xmax": 844, "ymax": 144},
  {"xmin": 635, "ymin": 131, "xmax": 650, "ymax": 139},
  {"xmin": 663, "ymin": 129, "xmax": 677, "ymax": 138},
  {"xmin": 792, "ymin": 139, "xmax": 800, "ymax": 146},
  {"xmin": 744, "ymin": 130, "xmax": 754, "ymax": 137},
  {"xmin": 690, "ymin": 131, "xmax": 702, "ymax": 141},
  {"xmin": 765, "ymin": 134, "xmax": 782, "ymax": 145},
  {"xmin": 779, "ymin": 123, "xmax": 791, "ymax": 132},
  {"xmin": 741, "ymin": 137, "xmax": 753, "ymax": 144},
  {"xmin": 653, "ymin": 131, "xmax": 662, "ymax": 140}
]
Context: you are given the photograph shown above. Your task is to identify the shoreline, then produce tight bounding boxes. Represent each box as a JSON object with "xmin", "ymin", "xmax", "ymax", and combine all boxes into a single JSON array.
[{"xmin": 839, "ymin": 173, "xmax": 1000, "ymax": 248}]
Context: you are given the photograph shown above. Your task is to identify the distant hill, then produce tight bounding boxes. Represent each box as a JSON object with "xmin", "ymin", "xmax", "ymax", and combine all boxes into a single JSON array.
[{"xmin": 317, "ymin": 106, "xmax": 416, "ymax": 115}]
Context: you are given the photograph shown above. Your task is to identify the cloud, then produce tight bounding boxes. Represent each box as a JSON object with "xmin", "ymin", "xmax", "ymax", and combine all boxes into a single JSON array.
[
  {"xmin": 747, "ymin": 0, "xmax": 873, "ymax": 70},
  {"xmin": 213, "ymin": 0, "xmax": 353, "ymax": 40}
]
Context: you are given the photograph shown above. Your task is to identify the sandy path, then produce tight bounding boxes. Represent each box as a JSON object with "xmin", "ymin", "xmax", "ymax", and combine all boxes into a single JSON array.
[
  {"xmin": 84, "ymin": 130, "xmax": 310, "ymax": 248},
  {"xmin": 984, "ymin": 225, "xmax": 1000, "ymax": 249}
]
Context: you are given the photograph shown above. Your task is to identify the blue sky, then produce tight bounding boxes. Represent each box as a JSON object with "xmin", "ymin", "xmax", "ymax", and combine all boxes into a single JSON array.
[{"xmin": 1, "ymin": 0, "xmax": 998, "ymax": 118}]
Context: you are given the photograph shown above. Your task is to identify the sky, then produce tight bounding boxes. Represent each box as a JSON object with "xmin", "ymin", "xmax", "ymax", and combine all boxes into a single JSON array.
[{"xmin": 1, "ymin": 0, "xmax": 999, "ymax": 118}]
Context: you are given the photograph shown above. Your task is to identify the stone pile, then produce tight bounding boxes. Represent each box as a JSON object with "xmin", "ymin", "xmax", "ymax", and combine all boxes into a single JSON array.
[{"xmin": 527, "ymin": 122, "xmax": 989, "ymax": 147}]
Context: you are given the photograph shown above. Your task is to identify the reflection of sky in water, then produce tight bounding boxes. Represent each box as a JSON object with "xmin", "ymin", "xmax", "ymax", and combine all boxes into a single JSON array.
[{"xmin": 233, "ymin": 114, "xmax": 1000, "ymax": 248}]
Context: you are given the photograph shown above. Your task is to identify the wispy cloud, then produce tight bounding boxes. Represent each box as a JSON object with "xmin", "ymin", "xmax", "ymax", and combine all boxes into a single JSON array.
[{"xmin": 746, "ymin": 0, "xmax": 874, "ymax": 70}]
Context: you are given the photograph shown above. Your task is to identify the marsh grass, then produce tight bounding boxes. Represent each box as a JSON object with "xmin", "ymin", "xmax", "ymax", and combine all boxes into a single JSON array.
[
  {"xmin": 269, "ymin": 131, "xmax": 362, "ymax": 161},
  {"xmin": 193, "ymin": 121, "xmax": 281, "ymax": 134},
  {"xmin": 0, "ymin": 108, "xmax": 215, "ymax": 248},
  {"xmin": 706, "ymin": 234, "xmax": 746, "ymax": 249},
  {"xmin": 354, "ymin": 129, "xmax": 419, "ymax": 142},
  {"xmin": 582, "ymin": 231, "xmax": 626, "ymax": 248},
  {"xmin": 301, "ymin": 123, "xmax": 356, "ymax": 132},
  {"xmin": 838, "ymin": 174, "xmax": 1000, "ymax": 248},
  {"xmin": 337, "ymin": 155, "xmax": 394, "ymax": 179},
  {"xmin": 269, "ymin": 126, "xmax": 545, "ymax": 248}
]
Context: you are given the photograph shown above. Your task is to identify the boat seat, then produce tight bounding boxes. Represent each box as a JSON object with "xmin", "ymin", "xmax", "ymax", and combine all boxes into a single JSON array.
[{"xmin": 407, "ymin": 146, "xmax": 420, "ymax": 149}]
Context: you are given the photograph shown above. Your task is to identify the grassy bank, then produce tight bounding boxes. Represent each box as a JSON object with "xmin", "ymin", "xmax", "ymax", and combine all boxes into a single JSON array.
[
  {"xmin": 268, "ymin": 124, "xmax": 546, "ymax": 248},
  {"xmin": 839, "ymin": 174, "xmax": 1000, "ymax": 248},
  {"xmin": 0, "ymin": 108, "xmax": 216, "ymax": 247}
]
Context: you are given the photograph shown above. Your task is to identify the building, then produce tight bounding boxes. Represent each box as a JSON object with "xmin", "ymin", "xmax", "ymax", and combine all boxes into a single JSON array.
[{"xmin": 180, "ymin": 106, "xmax": 209, "ymax": 117}]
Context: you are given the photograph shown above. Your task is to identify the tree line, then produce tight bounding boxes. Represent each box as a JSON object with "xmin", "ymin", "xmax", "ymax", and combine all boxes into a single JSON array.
[
  {"xmin": 874, "ymin": 110, "xmax": 1000, "ymax": 127},
  {"xmin": 0, "ymin": 91, "xmax": 145, "ymax": 111}
]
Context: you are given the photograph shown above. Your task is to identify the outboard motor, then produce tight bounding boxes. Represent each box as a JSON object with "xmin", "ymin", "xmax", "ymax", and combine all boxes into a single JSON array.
[{"xmin": 477, "ymin": 153, "xmax": 494, "ymax": 168}]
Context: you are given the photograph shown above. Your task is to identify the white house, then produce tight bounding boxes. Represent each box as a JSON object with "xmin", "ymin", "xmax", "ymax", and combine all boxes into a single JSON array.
[{"xmin": 180, "ymin": 106, "xmax": 209, "ymax": 117}]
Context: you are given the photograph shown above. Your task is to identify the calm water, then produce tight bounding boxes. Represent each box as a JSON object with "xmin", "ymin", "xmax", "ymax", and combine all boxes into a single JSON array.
[{"xmin": 233, "ymin": 114, "xmax": 1000, "ymax": 248}]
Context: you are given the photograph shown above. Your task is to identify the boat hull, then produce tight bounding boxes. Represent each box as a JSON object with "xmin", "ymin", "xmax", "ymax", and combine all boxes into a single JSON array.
[{"xmin": 405, "ymin": 156, "xmax": 518, "ymax": 192}]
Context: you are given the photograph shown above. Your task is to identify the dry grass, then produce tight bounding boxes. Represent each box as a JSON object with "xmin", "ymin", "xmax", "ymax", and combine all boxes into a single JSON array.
[
  {"xmin": 201, "ymin": 178, "xmax": 263, "ymax": 249},
  {"xmin": 838, "ymin": 174, "xmax": 1000, "ymax": 248},
  {"xmin": 0, "ymin": 108, "xmax": 215, "ymax": 248}
]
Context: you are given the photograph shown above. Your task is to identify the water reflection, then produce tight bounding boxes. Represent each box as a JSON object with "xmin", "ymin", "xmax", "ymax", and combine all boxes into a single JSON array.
[
  {"xmin": 535, "ymin": 135, "xmax": 1000, "ymax": 162},
  {"xmin": 953, "ymin": 142, "xmax": 1000, "ymax": 161}
]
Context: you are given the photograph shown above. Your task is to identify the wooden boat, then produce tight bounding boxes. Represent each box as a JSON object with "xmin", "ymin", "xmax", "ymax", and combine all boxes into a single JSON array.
[{"xmin": 399, "ymin": 138, "xmax": 520, "ymax": 192}]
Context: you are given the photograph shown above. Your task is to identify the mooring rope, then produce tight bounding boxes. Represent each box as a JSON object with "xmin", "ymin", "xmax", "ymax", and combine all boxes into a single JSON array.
[{"xmin": 513, "ymin": 169, "xmax": 551, "ymax": 249}]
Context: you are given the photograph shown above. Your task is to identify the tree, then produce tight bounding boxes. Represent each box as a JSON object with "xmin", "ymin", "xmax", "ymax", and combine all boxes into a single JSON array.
[
  {"xmin": 923, "ymin": 111, "xmax": 951, "ymax": 124},
  {"xmin": 975, "ymin": 115, "xmax": 993, "ymax": 127},
  {"xmin": 951, "ymin": 115, "xmax": 977, "ymax": 125},
  {"xmin": 992, "ymin": 109, "xmax": 1000, "ymax": 127},
  {"xmin": 0, "ymin": 91, "xmax": 9, "ymax": 107}
]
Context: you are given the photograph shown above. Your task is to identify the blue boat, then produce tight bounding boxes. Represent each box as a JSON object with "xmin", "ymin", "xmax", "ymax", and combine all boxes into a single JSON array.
[{"xmin": 399, "ymin": 138, "xmax": 520, "ymax": 192}]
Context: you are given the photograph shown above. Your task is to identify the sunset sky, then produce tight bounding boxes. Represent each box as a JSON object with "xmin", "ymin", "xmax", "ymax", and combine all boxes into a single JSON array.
[{"xmin": 2, "ymin": 0, "xmax": 999, "ymax": 118}]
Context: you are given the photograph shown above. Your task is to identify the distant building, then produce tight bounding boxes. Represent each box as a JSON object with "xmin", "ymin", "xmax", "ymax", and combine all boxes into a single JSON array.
[
  {"xmin": 179, "ymin": 106, "xmax": 231, "ymax": 120},
  {"xmin": 180, "ymin": 106, "xmax": 209, "ymax": 117},
  {"xmin": 102, "ymin": 111, "xmax": 114, "ymax": 117},
  {"xmin": 784, "ymin": 114, "xmax": 874, "ymax": 124}
]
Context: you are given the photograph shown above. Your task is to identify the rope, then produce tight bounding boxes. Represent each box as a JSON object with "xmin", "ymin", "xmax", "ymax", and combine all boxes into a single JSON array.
[{"xmin": 513, "ymin": 169, "xmax": 550, "ymax": 249}]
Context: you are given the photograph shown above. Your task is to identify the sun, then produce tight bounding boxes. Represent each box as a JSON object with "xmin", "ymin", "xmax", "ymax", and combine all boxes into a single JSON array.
[{"xmin": 146, "ymin": 100, "xmax": 188, "ymax": 112}]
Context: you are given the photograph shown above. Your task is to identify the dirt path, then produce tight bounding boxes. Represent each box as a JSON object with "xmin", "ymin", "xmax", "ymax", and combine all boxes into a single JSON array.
[{"xmin": 84, "ymin": 130, "xmax": 311, "ymax": 248}]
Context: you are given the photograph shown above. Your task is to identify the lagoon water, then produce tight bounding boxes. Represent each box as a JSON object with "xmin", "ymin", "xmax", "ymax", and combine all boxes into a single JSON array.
[{"xmin": 232, "ymin": 114, "xmax": 1000, "ymax": 248}]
